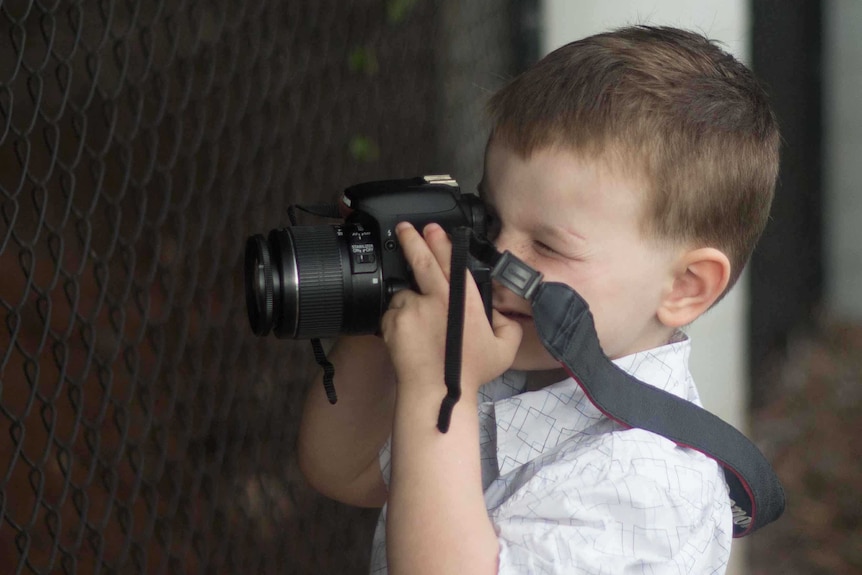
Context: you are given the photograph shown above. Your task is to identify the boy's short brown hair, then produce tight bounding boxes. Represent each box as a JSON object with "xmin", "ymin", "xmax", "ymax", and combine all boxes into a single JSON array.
[{"xmin": 487, "ymin": 26, "xmax": 780, "ymax": 293}]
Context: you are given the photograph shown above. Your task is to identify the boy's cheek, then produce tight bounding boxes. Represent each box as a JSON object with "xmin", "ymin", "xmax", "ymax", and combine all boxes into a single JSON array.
[{"xmin": 510, "ymin": 327, "xmax": 559, "ymax": 371}]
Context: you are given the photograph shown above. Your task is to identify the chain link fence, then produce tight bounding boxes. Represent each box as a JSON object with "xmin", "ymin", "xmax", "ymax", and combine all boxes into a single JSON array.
[{"xmin": 0, "ymin": 1, "xmax": 534, "ymax": 572}]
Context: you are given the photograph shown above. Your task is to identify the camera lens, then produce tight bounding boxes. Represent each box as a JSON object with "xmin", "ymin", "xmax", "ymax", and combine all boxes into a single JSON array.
[
  {"xmin": 246, "ymin": 227, "xmax": 343, "ymax": 338},
  {"xmin": 245, "ymin": 225, "xmax": 384, "ymax": 339}
]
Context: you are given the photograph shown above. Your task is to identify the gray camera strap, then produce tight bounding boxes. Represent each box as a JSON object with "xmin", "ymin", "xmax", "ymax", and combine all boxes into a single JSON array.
[{"xmin": 439, "ymin": 227, "xmax": 785, "ymax": 538}]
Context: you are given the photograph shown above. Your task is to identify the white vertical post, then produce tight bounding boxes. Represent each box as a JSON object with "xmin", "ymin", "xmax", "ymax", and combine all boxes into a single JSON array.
[
  {"xmin": 825, "ymin": 1, "xmax": 862, "ymax": 320},
  {"xmin": 540, "ymin": 2, "xmax": 751, "ymax": 573}
]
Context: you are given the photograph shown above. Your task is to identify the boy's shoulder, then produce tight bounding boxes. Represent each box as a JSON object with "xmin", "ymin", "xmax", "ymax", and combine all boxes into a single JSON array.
[
  {"xmin": 487, "ymin": 336, "xmax": 704, "ymax": 476},
  {"xmin": 487, "ymin": 418, "xmax": 730, "ymax": 560}
]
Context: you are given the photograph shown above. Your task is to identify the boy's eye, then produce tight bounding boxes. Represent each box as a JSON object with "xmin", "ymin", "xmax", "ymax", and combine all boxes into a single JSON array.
[{"xmin": 534, "ymin": 241, "xmax": 557, "ymax": 255}]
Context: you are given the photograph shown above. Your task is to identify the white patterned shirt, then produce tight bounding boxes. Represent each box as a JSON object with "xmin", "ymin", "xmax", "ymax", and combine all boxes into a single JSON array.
[{"xmin": 370, "ymin": 336, "xmax": 733, "ymax": 574}]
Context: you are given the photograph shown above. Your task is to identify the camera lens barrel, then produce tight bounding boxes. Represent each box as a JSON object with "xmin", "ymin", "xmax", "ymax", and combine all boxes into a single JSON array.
[
  {"xmin": 245, "ymin": 227, "xmax": 345, "ymax": 338},
  {"xmin": 281, "ymin": 226, "xmax": 344, "ymax": 338},
  {"xmin": 245, "ymin": 224, "xmax": 386, "ymax": 339}
]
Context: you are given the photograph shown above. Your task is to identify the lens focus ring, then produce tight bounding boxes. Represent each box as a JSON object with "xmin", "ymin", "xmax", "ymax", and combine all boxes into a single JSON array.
[{"xmin": 290, "ymin": 226, "xmax": 344, "ymax": 338}]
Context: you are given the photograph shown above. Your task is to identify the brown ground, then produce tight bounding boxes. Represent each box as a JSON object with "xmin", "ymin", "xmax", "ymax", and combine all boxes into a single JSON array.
[{"xmin": 749, "ymin": 321, "xmax": 862, "ymax": 575}]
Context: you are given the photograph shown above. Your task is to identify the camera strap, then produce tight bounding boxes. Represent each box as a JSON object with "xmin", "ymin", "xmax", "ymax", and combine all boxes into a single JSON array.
[{"xmin": 439, "ymin": 227, "xmax": 785, "ymax": 538}]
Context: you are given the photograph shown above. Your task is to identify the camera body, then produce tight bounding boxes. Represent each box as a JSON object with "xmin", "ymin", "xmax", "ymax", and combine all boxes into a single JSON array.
[{"xmin": 245, "ymin": 175, "xmax": 489, "ymax": 339}]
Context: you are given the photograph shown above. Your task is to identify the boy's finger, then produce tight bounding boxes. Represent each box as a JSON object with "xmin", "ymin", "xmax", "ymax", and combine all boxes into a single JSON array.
[
  {"xmin": 422, "ymin": 223, "xmax": 452, "ymax": 282},
  {"xmin": 395, "ymin": 222, "xmax": 449, "ymax": 296}
]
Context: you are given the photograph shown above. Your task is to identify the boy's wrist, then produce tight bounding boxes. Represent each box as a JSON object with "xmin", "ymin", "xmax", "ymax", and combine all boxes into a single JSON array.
[
  {"xmin": 396, "ymin": 372, "xmax": 483, "ymax": 404},
  {"xmin": 394, "ymin": 375, "xmax": 481, "ymax": 432}
]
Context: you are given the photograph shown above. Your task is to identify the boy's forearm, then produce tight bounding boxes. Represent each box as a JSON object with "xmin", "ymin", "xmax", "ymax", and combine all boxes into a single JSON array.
[
  {"xmin": 387, "ymin": 380, "xmax": 499, "ymax": 575},
  {"xmin": 297, "ymin": 335, "xmax": 396, "ymax": 507}
]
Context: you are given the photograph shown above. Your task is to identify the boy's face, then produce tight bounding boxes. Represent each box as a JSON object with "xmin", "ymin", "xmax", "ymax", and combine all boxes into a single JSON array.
[{"xmin": 481, "ymin": 141, "xmax": 682, "ymax": 370}]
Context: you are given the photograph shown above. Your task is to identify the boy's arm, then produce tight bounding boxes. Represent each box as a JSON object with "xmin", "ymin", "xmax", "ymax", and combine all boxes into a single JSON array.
[
  {"xmin": 381, "ymin": 222, "xmax": 522, "ymax": 575},
  {"xmin": 386, "ymin": 375, "xmax": 498, "ymax": 575},
  {"xmin": 296, "ymin": 334, "xmax": 396, "ymax": 508}
]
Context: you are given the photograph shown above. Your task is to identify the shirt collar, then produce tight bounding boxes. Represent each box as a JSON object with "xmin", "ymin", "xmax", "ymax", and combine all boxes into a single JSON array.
[{"xmin": 486, "ymin": 335, "xmax": 699, "ymax": 477}]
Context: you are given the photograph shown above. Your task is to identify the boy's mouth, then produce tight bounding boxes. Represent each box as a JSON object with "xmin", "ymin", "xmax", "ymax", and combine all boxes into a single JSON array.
[{"xmin": 498, "ymin": 309, "xmax": 533, "ymax": 322}]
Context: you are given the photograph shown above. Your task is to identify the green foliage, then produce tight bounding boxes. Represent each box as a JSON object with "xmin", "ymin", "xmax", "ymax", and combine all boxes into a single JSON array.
[
  {"xmin": 345, "ymin": 0, "xmax": 418, "ymax": 165},
  {"xmin": 387, "ymin": 0, "xmax": 418, "ymax": 24},
  {"xmin": 348, "ymin": 135, "xmax": 381, "ymax": 162},
  {"xmin": 348, "ymin": 46, "xmax": 379, "ymax": 76}
]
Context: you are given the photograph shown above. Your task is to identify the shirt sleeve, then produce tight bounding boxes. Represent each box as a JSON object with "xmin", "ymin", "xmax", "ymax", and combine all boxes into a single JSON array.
[{"xmin": 490, "ymin": 429, "xmax": 733, "ymax": 575}]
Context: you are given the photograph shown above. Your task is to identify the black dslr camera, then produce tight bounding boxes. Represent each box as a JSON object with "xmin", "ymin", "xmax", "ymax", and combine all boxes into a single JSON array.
[{"xmin": 244, "ymin": 175, "xmax": 491, "ymax": 339}]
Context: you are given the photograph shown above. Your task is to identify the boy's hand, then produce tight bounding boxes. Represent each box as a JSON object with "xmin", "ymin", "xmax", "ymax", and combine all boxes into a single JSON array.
[{"xmin": 381, "ymin": 222, "xmax": 522, "ymax": 396}]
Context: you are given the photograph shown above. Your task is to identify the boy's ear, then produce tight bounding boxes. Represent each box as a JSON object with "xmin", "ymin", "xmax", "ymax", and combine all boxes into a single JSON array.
[{"xmin": 657, "ymin": 248, "xmax": 731, "ymax": 328}]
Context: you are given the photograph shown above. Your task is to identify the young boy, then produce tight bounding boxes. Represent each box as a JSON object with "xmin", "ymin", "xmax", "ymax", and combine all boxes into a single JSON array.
[{"xmin": 297, "ymin": 26, "xmax": 779, "ymax": 574}]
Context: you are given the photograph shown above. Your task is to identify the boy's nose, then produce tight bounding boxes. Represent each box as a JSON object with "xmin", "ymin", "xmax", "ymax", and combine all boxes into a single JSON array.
[
  {"xmin": 491, "ymin": 229, "xmax": 512, "ymax": 252},
  {"xmin": 492, "ymin": 232, "xmax": 528, "ymax": 263}
]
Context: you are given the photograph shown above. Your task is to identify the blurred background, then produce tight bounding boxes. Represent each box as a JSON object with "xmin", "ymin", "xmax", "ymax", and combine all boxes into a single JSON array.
[{"xmin": 0, "ymin": 0, "xmax": 858, "ymax": 573}]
